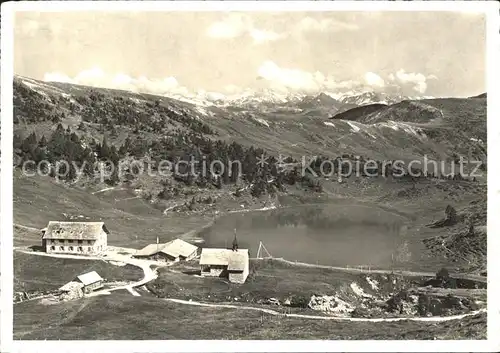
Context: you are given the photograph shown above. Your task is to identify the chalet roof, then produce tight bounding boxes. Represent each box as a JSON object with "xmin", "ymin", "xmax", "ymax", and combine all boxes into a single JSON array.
[
  {"xmin": 161, "ymin": 239, "xmax": 198, "ymax": 258},
  {"xmin": 42, "ymin": 221, "xmax": 109, "ymax": 240},
  {"xmin": 76, "ymin": 271, "xmax": 103, "ymax": 286},
  {"xmin": 199, "ymin": 248, "xmax": 249, "ymax": 271},
  {"xmin": 134, "ymin": 243, "xmax": 169, "ymax": 257},
  {"xmin": 134, "ymin": 239, "xmax": 198, "ymax": 258}
]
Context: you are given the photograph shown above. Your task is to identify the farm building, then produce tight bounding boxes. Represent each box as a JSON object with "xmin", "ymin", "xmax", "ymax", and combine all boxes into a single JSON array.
[
  {"xmin": 41, "ymin": 221, "xmax": 108, "ymax": 255},
  {"xmin": 133, "ymin": 238, "xmax": 198, "ymax": 262},
  {"xmin": 77, "ymin": 271, "xmax": 104, "ymax": 294},
  {"xmin": 59, "ymin": 271, "xmax": 104, "ymax": 297},
  {"xmin": 199, "ymin": 248, "xmax": 250, "ymax": 284}
]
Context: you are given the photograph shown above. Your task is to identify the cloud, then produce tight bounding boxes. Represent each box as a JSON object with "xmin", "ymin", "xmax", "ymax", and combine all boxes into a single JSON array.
[
  {"xmin": 249, "ymin": 29, "xmax": 284, "ymax": 44},
  {"xmin": 296, "ymin": 17, "xmax": 359, "ymax": 32},
  {"xmin": 205, "ymin": 14, "xmax": 250, "ymax": 39},
  {"xmin": 43, "ymin": 65, "xmax": 438, "ymax": 101},
  {"xmin": 43, "ymin": 72, "xmax": 75, "ymax": 84},
  {"xmin": 43, "ymin": 67, "xmax": 190, "ymax": 96},
  {"xmin": 256, "ymin": 62, "xmax": 438, "ymax": 96},
  {"xmin": 206, "ymin": 14, "xmax": 282, "ymax": 44},
  {"xmin": 388, "ymin": 69, "xmax": 437, "ymax": 94},
  {"xmin": 256, "ymin": 61, "xmax": 359, "ymax": 94},
  {"xmin": 364, "ymin": 72, "xmax": 385, "ymax": 88}
]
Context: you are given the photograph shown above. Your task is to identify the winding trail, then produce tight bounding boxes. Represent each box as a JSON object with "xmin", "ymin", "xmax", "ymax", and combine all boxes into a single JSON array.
[
  {"xmin": 164, "ymin": 298, "xmax": 487, "ymax": 323},
  {"xmin": 14, "ymin": 247, "xmax": 166, "ymax": 298},
  {"xmin": 14, "ymin": 248, "xmax": 487, "ymax": 323},
  {"xmin": 268, "ymin": 258, "xmax": 487, "ymax": 284}
]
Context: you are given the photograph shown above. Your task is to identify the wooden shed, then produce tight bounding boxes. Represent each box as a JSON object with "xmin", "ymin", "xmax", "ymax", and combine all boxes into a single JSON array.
[{"xmin": 76, "ymin": 271, "xmax": 104, "ymax": 294}]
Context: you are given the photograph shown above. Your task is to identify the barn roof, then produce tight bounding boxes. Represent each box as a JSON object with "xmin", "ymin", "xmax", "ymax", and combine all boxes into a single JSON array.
[
  {"xmin": 134, "ymin": 239, "xmax": 198, "ymax": 258},
  {"xmin": 76, "ymin": 271, "xmax": 103, "ymax": 286},
  {"xmin": 161, "ymin": 239, "xmax": 198, "ymax": 258},
  {"xmin": 134, "ymin": 243, "xmax": 169, "ymax": 257},
  {"xmin": 42, "ymin": 221, "xmax": 109, "ymax": 240},
  {"xmin": 199, "ymin": 248, "xmax": 249, "ymax": 271}
]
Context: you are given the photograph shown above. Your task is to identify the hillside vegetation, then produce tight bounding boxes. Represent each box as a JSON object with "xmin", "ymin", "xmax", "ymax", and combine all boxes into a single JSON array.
[{"xmin": 13, "ymin": 75, "xmax": 487, "ymax": 272}]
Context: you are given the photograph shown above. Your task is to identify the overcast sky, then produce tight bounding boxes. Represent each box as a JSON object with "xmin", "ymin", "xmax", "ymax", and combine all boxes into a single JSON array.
[{"xmin": 14, "ymin": 11, "xmax": 486, "ymax": 98}]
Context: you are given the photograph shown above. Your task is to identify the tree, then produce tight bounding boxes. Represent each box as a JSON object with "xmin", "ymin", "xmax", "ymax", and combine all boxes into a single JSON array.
[
  {"xmin": 445, "ymin": 205, "xmax": 458, "ymax": 225},
  {"xmin": 38, "ymin": 135, "xmax": 48, "ymax": 148},
  {"xmin": 99, "ymin": 136, "xmax": 111, "ymax": 160},
  {"xmin": 436, "ymin": 267, "xmax": 450, "ymax": 282},
  {"xmin": 21, "ymin": 132, "xmax": 37, "ymax": 154}
]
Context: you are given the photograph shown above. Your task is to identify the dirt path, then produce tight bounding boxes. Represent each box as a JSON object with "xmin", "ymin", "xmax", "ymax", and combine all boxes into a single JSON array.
[
  {"xmin": 14, "ymin": 223, "xmax": 43, "ymax": 232},
  {"xmin": 14, "ymin": 248, "xmax": 167, "ymax": 298},
  {"xmin": 164, "ymin": 298, "xmax": 487, "ymax": 323},
  {"xmin": 269, "ymin": 258, "xmax": 487, "ymax": 284},
  {"xmin": 14, "ymin": 249, "xmax": 487, "ymax": 324}
]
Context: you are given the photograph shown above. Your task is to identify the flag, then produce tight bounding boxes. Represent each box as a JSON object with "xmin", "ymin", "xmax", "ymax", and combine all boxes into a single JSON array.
[{"xmin": 156, "ymin": 236, "xmax": 159, "ymax": 244}]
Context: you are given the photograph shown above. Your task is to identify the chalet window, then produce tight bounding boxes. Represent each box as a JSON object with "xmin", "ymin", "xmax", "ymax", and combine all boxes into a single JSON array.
[
  {"xmin": 51, "ymin": 240, "xmax": 55, "ymax": 244},
  {"xmin": 59, "ymin": 239, "xmax": 64, "ymax": 244},
  {"xmin": 87, "ymin": 240, "xmax": 92, "ymax": 244},
  {"xmin": 59, "ymin": 246, "xmax": 64, "ymax": 251},
  {"xmin": 69, "ymin": 246, "xmax": 74, "ymax": 251},
  {"xmin": 68, "ymin": 240, "xmax": 74, "ymax": 244},
  {"xmin": 50, "ymin": 246, "xmax": 55, "ymax": 250},
  {"xmin": 78, "ymin": 240, "xmax": 83, "ymax": 244},
  {"xmin": 78, "ymin": 247, "xmax": 83, "ymax": 252}
]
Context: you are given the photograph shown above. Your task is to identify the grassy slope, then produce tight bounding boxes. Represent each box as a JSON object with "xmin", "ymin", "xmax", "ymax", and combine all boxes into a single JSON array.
[
  {"xmin": 14, "ymin": 252, "xmax": 143, "ymax": 292},
  {"xmin": 147, "ymin": 258, "xmax": 405, "ymax": 303},
  {"xmin": 13, "ymin": 170, "xmax": 211, "ymax": 248},
  {"xmin": 331, "ymin": 98, "xmax": 486, "ymax": 160},
  {"xmin": 13, "ymin": 292, "xmax": 486, "ymax": 340}
]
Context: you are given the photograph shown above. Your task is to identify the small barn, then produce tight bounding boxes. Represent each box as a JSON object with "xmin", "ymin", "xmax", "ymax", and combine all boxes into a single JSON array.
[
  {"xmin": 133, "ymin": 239, "xmax": 198, "ymax": 262},
  {"xmin": 41, "ymin": 221, "xmax": 108, "ymax": 255},
  {"xmin": 161, "ymin": 239, "xmax": 199, "ymax": 261},
  {"xmin": 76, "ymin": 271, "xmax": 104, "ymax": 294},
  {"xmin": 199, "ymin": 248, "xmax": 250, "ymax": 284}
]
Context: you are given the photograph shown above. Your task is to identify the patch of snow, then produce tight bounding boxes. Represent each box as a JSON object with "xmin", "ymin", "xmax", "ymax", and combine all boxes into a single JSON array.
[
  {"xmin": 350, "ymin": 282, "xmax": 373, "ymax": 298},
  {"xmin": 195, "ymin": 106, "xmax": 209, "ymax": 116},
  {"xmin": 129, "ymin": 98, "xmax": 144, "ymax": 104},
  {"xmin": 376, "ymin": 120, "xmax": 399, "ymax": 131},
  {"xmin": 108, "ymin": 260, "xmax": 127, "ymax": 267},
  {"xmin": 345, "ymin": 121, "xmax": 361, "ymax": 133},
  {"xmin": 22, "ymin": 80, "xmax": 50, "ymax": 98},
  {"xmin": 254, "ymin": 117, "xmax": 270, "ymax": 127},
  {"xmin": 323, "ymin": 122, "xmax": 336, "ymax": 128},
  {"xmin": 366, "ymin": 132, "xmax": 377, "ymax": 140},
  {"xmin": 365, "ymin": 276, "xmax": 379, "ymax": 291}
]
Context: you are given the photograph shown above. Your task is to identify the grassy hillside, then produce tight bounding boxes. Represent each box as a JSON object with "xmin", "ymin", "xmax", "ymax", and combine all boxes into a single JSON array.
[
  {"xmin": 13, "ymin": 170, "xmax": 212, "ymax": 248},
  {"xmin": 14, "ymin": 252, "xmax": 143, "ymax": 292},
  {"xmin": 331, "ymin": 98, "xmax": 486, "ymax": 160},
  {"xmin": 14, "ymin": 292, "xmax": 486, "ymax": 340}
]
